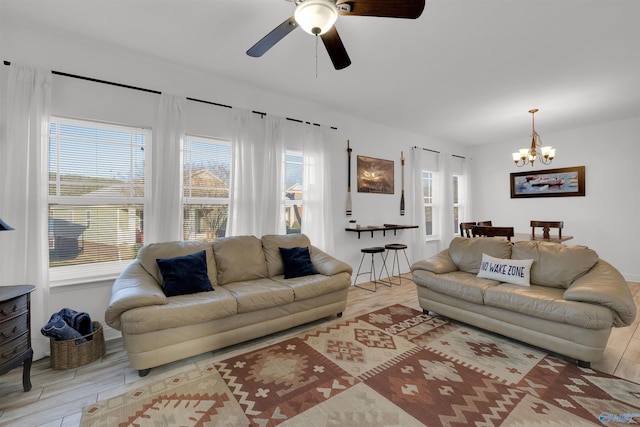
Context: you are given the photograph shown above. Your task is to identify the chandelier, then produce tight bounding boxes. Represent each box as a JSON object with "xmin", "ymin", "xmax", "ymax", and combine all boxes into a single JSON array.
[{"xmin": 512, "ymin": 109, "xmax": 555, "ymax": 167}]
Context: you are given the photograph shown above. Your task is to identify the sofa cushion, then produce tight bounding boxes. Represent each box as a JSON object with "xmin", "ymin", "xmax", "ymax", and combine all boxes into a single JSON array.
[
  {"xmin": 223, "ymin": 278, "xmax": 295, "ymax": 313},
  {"xmin": 448, "ymin": 237, "xmax": 513, "ymax": 274},
  {"xmin": 512, "ymin": 241, "xmax": 599, "ymax": 289},
  {"xmin": 484, "ymin": 284, "xmax": 614, "ymax": 330},
  {"xmin": 271, "ymin": 272, "xmax": 351, "ymax": 301},
  {"xmin": 262, "ymin": 234, "xmax": 312, "ymax": 277},
  {"xmin": 413, "ymin": 270, "xmax": 500, "ymax": 305},
  {"xmin": 137, "ymin": 240, "xmax": 217, "ymax": 287},
  {"xmin": 477, "ymin": 253, "xmax": 533, "ymax": 287},
  {"xmin": 213, "ymin": 235, "xmax": 268, "ymax": 285},
  {"xmin": 279, "ymin": 246, "xmax": 318, "ymax": 279},
  {"xmin": 156, "ymin": 250, "xmax": 214, "ymax": 297},
  {"xmin": 118, "ymin": 287, "xmax": 238, "ymax": 334}
]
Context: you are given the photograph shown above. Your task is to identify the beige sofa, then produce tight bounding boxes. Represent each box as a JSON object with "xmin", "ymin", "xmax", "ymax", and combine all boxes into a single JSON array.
[
  {"xmin": 105, "ymin": 234, "xmax": 352, "ymax": 376},
  {"xmin": 411, "ymin": 237, "xmax": 636, "ymax": 366}
]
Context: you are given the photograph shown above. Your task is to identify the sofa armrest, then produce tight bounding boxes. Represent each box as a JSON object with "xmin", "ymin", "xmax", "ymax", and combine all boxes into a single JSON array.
[
  {"xmin": 310, "ymin": 246, "xmax": 353, "ymax": 276},
  {"xmin": 563, "ymin": 260, "xmax": 637, "ymax": 327},
  {"xmin": 104, "ymin": 260, "xmax": 168, "ymax": 331},
  {"xmin": 410, "ymin": 249, "xmax": 458, "ymax": 274}
]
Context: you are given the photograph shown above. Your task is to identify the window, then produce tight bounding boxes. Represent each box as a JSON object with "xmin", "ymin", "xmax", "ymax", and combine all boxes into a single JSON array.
[
  {"xmin": 422, "ymin": 171, "xmax": 463, "ymax": 237},
  {"xmin": 453, "ymin": 174, "xmax": 461, "ymax": 235},
  {"xmin": 48, "ymin": 117, "xmax": 149, "ymax": 281},
  {"xmin": 284, "ymin": 151, "xmax": 303, "ymax": 234},
  {"xmin": 183, "ymin": 136, "xmax": 230, "ymax": 240},
  {"xmin": 422, "ymin": 171, "xmax": 433, "ymax": 236}
]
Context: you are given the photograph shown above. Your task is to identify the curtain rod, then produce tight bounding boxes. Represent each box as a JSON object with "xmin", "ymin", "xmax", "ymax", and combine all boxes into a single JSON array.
[
  {"xmin": 413, "ymin": 145, "xmax": 466, "ymax": 160},
  {"xmin": 3, "ymin": 60, "xmax": 336, "ymax": 129}
]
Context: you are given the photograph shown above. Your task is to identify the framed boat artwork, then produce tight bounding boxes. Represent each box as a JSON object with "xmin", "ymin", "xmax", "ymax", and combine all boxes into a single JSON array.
[{"xmin": 510, "ymin": 166, "xmax": 585, "ymax": 198}]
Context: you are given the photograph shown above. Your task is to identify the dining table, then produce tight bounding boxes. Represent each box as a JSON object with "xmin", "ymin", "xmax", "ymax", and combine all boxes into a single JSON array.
[{"xmin": 513, "ymin": 233, "xmax": 573, "ymax": 244}]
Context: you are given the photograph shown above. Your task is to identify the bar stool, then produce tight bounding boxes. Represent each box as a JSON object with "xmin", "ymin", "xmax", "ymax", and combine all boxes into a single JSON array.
[
  {"xmin": 382, "ymin": 243, "xmax": 411, "ymax": 285},
  {"xmin": 354, "ymin": 247, "xmax": 392, "ymax": 292}
]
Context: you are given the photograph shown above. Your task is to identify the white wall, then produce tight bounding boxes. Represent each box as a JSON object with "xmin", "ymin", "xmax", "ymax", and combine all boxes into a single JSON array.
[
  {"xmin": 331, "ymin": 117, "xmax": 468, "ymax": 271},
  {"xmin": 1, "ymin": 24, "xmax": 468, "ymax": 341},
  {"xmin": 468, "ymin": 116, "xmax": 640, "ymax": 281}
]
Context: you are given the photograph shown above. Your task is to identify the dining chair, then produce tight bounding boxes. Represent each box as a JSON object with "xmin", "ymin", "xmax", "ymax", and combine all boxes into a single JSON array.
[
  {"xmin": 477, "ymin": 220, "xmax": 492, "ymax": 226},
  {"xmin": 472, "ymin": 225, "xmax": 515, "ymax": 241},
  {"xmin": 530, "ymin": 220, "xmax": 564, "ymax": 239},
  {"xmin": 459, "ymin": 222, "xmax": 477, "ymax": 238}
]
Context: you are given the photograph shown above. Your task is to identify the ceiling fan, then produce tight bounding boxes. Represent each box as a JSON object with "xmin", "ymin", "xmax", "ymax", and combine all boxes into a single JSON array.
[{"xmin": 246, "ymin": 0, "xmax": 425, "ymax": 70}]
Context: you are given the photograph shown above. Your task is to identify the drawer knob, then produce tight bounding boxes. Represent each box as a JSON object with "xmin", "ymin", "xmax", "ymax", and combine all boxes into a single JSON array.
[
  {"xmin": 1, "ymin": 326, "xmax": 18, "ymax": 338},
  {"xmin": 0, "ymin": 304, "xmax": 18, "ymax": 316}
]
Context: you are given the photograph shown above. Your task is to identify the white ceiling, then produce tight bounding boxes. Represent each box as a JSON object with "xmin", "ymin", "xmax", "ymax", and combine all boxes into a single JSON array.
[{"xmin": 2, "ymin": 0, "xmax": 639, "ymax": 146}]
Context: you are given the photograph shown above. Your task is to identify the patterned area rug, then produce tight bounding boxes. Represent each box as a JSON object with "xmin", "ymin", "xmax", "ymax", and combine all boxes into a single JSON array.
[{"xmin": 81, "ymin": 304, "xmax": 640, "ymax": 426}]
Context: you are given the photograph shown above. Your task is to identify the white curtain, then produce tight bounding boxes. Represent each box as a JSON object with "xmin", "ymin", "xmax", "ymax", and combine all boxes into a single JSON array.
[
  {"xmin": 227, "ymin": 111, "xmax": 333, "ymax": 243},
  {"xmin": 437, "ymin": 152, "xmax": 455, "ymax": 250},
  {"xmin": 301, "ymin": 125, "xmax": 334, "ymax": 253},
  {"xmin": 0, "ymin": 64, "xmax": 52, "ymax": 359},
  {"xmin": 228, "ymin": 111, "xmax": 287, "ymax": 237},
  {"xmin": 259, "ymin": 116, "xmax": 285, "ymax": 235},
  {"xmin": 461, "ymin": 158, "xmax": 471, "ymax": 223},
  {"xmin": 410, "ymin": 147, "xmax": 427, "ymax": 262},
  {"xmin": 147, "ymin": 94, "xmax": 186, "ymax": 244},
  {"xmin": 227, "ymin": 109, "xmax": 261, "ymax": 236}
]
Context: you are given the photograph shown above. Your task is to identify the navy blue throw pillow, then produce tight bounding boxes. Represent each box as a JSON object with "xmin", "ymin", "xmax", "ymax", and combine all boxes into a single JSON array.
[
  {"xmin": 279, "ymin": 246, "xmax": 318, "ymax": 279},
  {"xmin": 156, "ymin": 250, "xmax": 214, "ymax": 297}
]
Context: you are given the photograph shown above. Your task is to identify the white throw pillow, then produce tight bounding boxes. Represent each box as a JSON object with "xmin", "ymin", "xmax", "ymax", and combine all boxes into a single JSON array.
[{"xmin": 477, "ymin": 253, "xmax": 534, "ymax": 286}]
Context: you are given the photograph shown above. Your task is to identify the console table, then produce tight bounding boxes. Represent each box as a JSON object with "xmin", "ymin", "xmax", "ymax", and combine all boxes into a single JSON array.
[
  {"xmin": 0, "ymin": 285, "xmax": 36, "ymax": 392},
  {"xmin": 345, "ymin": 224, "xmax": 418, "ymax": 239}
]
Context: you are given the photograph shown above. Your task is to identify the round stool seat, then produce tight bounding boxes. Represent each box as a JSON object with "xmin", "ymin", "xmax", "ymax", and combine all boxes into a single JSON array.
[
  {"xmin": 385, "ymin": 243, "xmax": 408, "ymax": 250},
  {"xmin": 361, "ymin": 247, "xmax": 385, "ymax": 254},
  {"xmin": 381, "ymin": 243, "xmax": 410, "ymax": 286}
]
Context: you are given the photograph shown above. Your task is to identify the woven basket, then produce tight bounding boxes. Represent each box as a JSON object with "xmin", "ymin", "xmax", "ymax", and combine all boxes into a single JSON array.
[{"xmin": 49, "ymin": 321, "xmax": 106, "ymax": 370}]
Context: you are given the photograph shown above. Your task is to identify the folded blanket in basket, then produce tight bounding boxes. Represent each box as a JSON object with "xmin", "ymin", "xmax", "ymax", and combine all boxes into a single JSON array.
[
  {"xmin": 41, "ymin": 308, "xmax": 93, "ymax": 344},
  {"xmin": 57, "ymin": 307, "xmax": 93, "ymax": 337}
]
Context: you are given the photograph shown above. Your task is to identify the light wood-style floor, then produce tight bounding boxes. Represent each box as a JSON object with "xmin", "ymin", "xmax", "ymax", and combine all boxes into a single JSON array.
[{"xmin": 1, "ymin": 276, "xmax": 639, "ymax": 427}]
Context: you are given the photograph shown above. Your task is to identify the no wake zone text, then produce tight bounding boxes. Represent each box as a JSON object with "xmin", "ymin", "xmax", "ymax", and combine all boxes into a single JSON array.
[{"xmin": 481, "ymin": 262, "xmax": 526, "ymax": 278}]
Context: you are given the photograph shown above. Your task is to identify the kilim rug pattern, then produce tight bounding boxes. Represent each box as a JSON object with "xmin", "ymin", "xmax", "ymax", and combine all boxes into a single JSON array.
[{"xmin": 81, "ymin": 304, "xmax": 640, "ymax": 426}]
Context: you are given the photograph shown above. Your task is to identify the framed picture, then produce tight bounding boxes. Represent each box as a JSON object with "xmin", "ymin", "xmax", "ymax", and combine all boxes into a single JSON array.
[
  {"xmin": 510, "ymin": 166, "xmax": 585, "ymax": 198},
  {"xmin": 357, "ymin": 155, "xmax": 394, "ymax": 194}
]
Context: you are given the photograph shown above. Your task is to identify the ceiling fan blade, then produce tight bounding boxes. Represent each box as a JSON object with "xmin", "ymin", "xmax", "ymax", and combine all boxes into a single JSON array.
[
  {"xmin": 320, "ymin": 26, "xmax": 351, "ymax": 70},
  {"xmin": 246, "ymin": 17, "xmax": 298, "ymax": 57},
  {"xmin": 336, "ymin": 0, "xmax": 425, "ymax": 19}
]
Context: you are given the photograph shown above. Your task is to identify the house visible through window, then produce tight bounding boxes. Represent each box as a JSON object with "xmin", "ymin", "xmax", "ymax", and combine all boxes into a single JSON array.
[
  {"xmin": 48, "ymin": 117, "xmax": 149, "ymax": 280},
  {"xmin": 183, "ymin": 135, "xmax": 230, "ymax": 240},
  {"xmin": 284, "ymin": 151, "xmax": 303, "ymax": 234}
]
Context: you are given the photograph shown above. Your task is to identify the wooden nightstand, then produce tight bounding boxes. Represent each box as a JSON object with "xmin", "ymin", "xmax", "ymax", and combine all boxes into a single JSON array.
[{"xmin": 0, "ymin": 285, "xmax": 36, "ymax": 392}]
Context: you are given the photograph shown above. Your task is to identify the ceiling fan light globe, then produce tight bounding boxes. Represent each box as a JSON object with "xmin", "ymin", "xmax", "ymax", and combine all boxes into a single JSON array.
[{"xmin": 294, "ymin": 0, "xmax": 338, "ymax": 36}]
